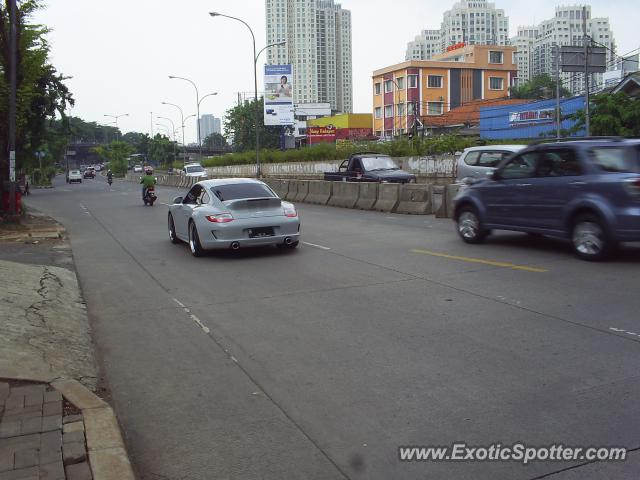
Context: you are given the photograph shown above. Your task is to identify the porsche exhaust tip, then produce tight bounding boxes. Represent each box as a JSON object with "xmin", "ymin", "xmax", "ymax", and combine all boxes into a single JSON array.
[
  {"xmin": 284, "ymin": 237, "xmax": 293, "ymax": 245},
  {"xmin": 230, "ymin": 242, "xmax": 240, "ymax": 250}
]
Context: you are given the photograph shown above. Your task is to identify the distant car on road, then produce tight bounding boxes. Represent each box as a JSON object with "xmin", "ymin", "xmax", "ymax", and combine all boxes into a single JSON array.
[
  {"xmin": 67, "ymin": 170, "xmax": 82, "ymax": 183},
  {"xmin": 455, "ymin": 145, "xmax": 525, "ymax": 184},
  {"xmin": 181, "ymin": 163, "xmax": 208, "ymax": 179},
  {"xmin": 167, "ymin": 178, "xmax": 300, "ymax": 257},
  {"xmin": 453, "ymin": 138, "xmax": 640, "ymax": 260},
  {"xmin": 83, "ymin": 169, "xmax": 95, "ymax": 179},
  {"xmin": 133, "ymin": 165, "xmax": 143, "ymax": 173},
  {"xmin": 324, "ymin": 153, "xmax": 416, "ymax": 183}
]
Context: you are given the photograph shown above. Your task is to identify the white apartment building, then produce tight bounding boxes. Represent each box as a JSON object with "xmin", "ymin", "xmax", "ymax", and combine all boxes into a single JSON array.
[
  {"xmin": 405, "ymin": 0, "xmax": 509, "ymax": 60},
  {"xmin": 199, "ymin": 114, "xmax": 221, "ymax": 140},
  {"xmin": 265, "ymin": 0, "xmax": 352, "ymax": 113},
  {"xmin": 511, "ymin": 5, "xmax": 616, "ymax": 95}
]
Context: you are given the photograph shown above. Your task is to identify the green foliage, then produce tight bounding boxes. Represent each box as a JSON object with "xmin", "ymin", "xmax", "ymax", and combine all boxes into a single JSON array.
[
  {"xmin": 223, "ymin": 98, "xmax": 281, "ymax": 151},
  {"xmin": 147, "ymin": 134, "xmax": 176, "ymax": 167},
  {"xmin": 570, "ymin": 92, "xmax": 640, "ymax": 136},
  {"xmin": 510, "ymin": 74, "xmax": 571, "ymax": 100},
  {"xmin": 0, "ymin": 0, "xmax": 74, "ymax": 179},
  {"xmin": 30, "ymin": 165, "xmax": 55, "ymax": 185},
  {"xmin": 201, "ymin": 134, "xmax": 478, "ymax": 167},
  {"xmin": 93, "ymin": 141, "xmax": 133, "ymax": 176},
  {"xmin": 203, "ymin": 132, "xmax": 227, "ymax": 149},
  {"xmin": 121, "ymin": 131, "xmax": 150, "ymax": 155}
]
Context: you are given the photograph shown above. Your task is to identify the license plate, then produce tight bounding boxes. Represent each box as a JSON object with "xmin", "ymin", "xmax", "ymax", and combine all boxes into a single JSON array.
[{"xmin": 248, "ymin": 227, "xmax": 274, "ymax": 238}]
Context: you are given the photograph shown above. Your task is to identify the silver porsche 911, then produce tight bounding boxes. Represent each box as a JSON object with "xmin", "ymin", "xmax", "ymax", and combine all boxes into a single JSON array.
[{"xmin": 167, "ymin": 178, "xmax": 300, "ymax": 256}]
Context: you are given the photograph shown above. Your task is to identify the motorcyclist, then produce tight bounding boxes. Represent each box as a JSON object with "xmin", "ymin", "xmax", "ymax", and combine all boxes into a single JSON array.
[
  {"xmin": 140, "ymin": 167, "xmax": 156, "ymax": 200},
  {"xmin": 107, "ymin": 170, "xmax": 113, "ymax": 183}
]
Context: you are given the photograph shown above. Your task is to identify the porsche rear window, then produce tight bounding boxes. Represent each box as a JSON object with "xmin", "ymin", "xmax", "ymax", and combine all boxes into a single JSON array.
[{"xmin": 211, "ymin": 184, "xmax": 275, "ymax": 201}]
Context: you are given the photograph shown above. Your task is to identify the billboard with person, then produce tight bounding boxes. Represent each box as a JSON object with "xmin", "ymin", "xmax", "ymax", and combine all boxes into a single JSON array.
[{"xmin": 264, "ymin": 64, "xmax": 294, "ymax": 125}]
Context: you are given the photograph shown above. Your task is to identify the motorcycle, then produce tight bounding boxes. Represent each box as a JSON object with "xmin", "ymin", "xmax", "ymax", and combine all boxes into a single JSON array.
[
  {"xmin": 107, "ymin": 177, "xmax": 113, "ymax": 186},
  {"xmin": 143, "ymin": 185, "xmax": 157, "ymax": 206}
]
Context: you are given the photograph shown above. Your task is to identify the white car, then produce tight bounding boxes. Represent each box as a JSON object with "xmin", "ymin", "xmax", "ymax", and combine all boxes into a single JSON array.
[
  {"xmin": 133, "ymin": 165, "xmax": 143, "ymax": 173},
  {"xmin": 455, "ymin": 145, "xmax": 525, "ymax": 184},
  {"xmin": 181, "ymin": 163, "xmax": 208, "ymax": 179},
  {"xmin": 67, "ymin": 170, "xmax": 82, "ymax": 183}
]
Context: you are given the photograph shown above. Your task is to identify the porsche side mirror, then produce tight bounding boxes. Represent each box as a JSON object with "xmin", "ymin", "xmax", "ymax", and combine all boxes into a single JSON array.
[{"xmin": 173, "ymin": 196, "xmax": 183, "ymax": 204}]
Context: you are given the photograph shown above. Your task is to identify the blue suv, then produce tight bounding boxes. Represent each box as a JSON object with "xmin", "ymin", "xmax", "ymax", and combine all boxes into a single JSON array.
[{"xmin": 453, "ymin": 138, "xmax": 640, "ymax": 260}]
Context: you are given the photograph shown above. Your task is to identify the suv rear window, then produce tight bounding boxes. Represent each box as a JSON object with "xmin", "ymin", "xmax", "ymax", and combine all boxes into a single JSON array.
[
  {"xmin": 589, "ymin": 146, "xmax": 640, "ymax": 173},
  {"xmin": 211, "ymin": 184, "xmax": 275, "ymax": 201}
]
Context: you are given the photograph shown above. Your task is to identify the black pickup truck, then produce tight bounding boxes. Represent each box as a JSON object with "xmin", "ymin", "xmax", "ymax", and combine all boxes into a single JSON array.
[{"xmin": 323, "ymin": 153, "xmax": 416, "ymax": 183}]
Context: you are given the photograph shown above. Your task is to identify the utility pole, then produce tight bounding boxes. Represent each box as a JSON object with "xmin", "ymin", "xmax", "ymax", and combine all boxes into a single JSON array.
[
  {"xmin": 556, "ymin": 44, "xmax": 561, "ymax": 139},
  {"xmin": 583, "ymin": 6, "xmax": 590, "ymax": 136},
  {"xmin": 8, "ymin": 0, "xmax": 17, "ymax": 216},
  {"xmin": 150, "ymin": 112, "xmax": 153, "ymax": 137}
]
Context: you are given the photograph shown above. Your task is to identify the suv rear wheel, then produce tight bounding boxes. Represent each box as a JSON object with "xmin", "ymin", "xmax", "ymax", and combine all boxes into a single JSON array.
[
  {"xmin": 456, "ymin": 206, "xmax": 488, "ymax": 244},
  {"xmin": 571, "ymin": 214, "xmax": 615, "ymax": 261}
]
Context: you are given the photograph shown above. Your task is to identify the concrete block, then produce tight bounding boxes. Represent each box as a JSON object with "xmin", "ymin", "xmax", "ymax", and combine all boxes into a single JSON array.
[
  {"xmin": 88, "ymin": 447, "xmax": 135, "ymax": 480},
  {"xmin": 42, "ymin": 402, "xmax": 62, "ymax": 418},
  {"xmin": 63, "ymin": 431, "xmax": 84, "ymax": 445},
  {"xmin": 284, "ymin": 180, "xmax": 299, "ymax": 201},
  {"xmin": 355, "ymin": 182, "xmax": 378, "ymax": 210},
  {"xmin": 40, "ymin": 461, "xmax": 65, "ymax": 480},
  {"xmin": 304, "ymin": 181, "xmax": 332, "ymax": 205},
  {"xmin": 328, "ymin": 181, "xmax": 359, "ymax": 209},
  {"xmin": 43, "ymin": 392, "xmax": 62, "ymax": 404},
  {"xmin": 432, "ymin": 185, "xmax": 446, "ymax": 218},
  {"xmin": 65, "ymin": 462, "xmax": 91, "ymax": 480},
  {"xmin": 41, "ymin": 415, "xmax": 62, "ymax": 433},
  {"xmin": 0, "ymin": 421, "xmax": 20, "ymax": 438},
  {"xmin": 396, "ymin": 184, "xmax": 432, "ymax": 215},
  {"xmin": 13, "ymin": 448, "xmax": 38, "ymax": 469},
  {"xmin": 292, "ymin": 180, "xmax": 309, "ymax": 203},
  {"xmin": 62, "ymin": 442, "xmax": 86, "ymax": 466},
  {"xmin": 373, "ymin": 183, "xmax": 400, "ymax": 212},
  {"xmin": 83, "ymin": 407, "xmax": 124, "ymax": 452},
  {"xmin": 20, "ymin": 417, "xmax": 42, "ymax": 436},
  {"xmin": 62, "ymin": 415, "xmax": 82, "ymax": 425},
  {"xmin": 0, "ymin": 383, "xmax": 9, "ymax": 402},
  {"xmin": 51, "ymin": 380, "xmax": 107, "ymax": 411},
  {"xmin": 62, "ymin": 422, "xmax": 83, "ymax": 435},
  {"xmin": 0, "ymin": 466, "xmax": 38, "ymax": 479},
  {"xmin": 445, "ymin": 183, "xmax": 463, "ymax": 219}
]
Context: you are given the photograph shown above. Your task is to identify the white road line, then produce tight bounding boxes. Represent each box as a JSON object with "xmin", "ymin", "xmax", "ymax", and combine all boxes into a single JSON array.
[
  {"xmin": 302, "ymin": 241, "xmax": 331, "ymax": 250},
  {"xmin": 160, "ymin": 202, "xmax": 171, "ymax": 206},
  {"xmin": 609, "ymin": 327, "xmax": 640, "ymax": 337},
  {"xmin": 172, "ymin": 297, "xmax": 210, "ymax": 333}
]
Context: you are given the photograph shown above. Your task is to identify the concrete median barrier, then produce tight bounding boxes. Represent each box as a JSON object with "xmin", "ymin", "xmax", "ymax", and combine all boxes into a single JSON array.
[
  {"xmin": 265, "ymin": 178, "xmax": 289, "ymax": 198},
  {"xmin": 355, "ymin": 182, "xmax": 379, "ymax": 210},
  {"xmin": 285, "ymin": 180, "xmax": 300, "ymax": 201},
  {"xmin": 328, "ymin": 181, "xmax": 359, "ymax": 208},
  {"xmin": 445, "ymin": 183, "xmax": 463, "ymax": 219},
  {"xmin": 293, "ymin": 180, "xmax": 310, "ymax": 203},
  {"xmin": 304, "ymin": 181, "xmax": 332, "ymax": 205},
  {"xmin": 396, "ymin": 184, "xmax": 432, "ymax": 215},
  {"xmin": 433, "ymin": 185, "xmax": 447, "ymax": 218},
  {"xmin": 373, "ymin": 183, "xmax": 400, "ymax": 212}
]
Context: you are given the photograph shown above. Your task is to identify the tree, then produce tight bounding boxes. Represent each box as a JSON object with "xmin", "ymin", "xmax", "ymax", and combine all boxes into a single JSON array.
[
  {"xmin": 122, "ymin": 131, "xmax": 151, "ymax": 157},
  {"xmin": 0, "ymin": 0, "xmax": 74, "ymax": 180},
  {"xmin": 203, "ymin": 132, "xmax": 227, "ymax": 149},
  {"xmin": 93, "ymin": 141, "xmax": 133, "ymax": 176},
  {"xmin": 223, "ymin": 98, "xmax": 280, "ymax": 152},
  {"xmin": 510, "ymin": 74, "xmax": 571, "ymax": 100},
  {"xmin": 147, "ymin": 134, "xmax": 175, "ymax": 168},
  {"xmin": 570, "ymin": 92, "xmax": 640, "ymax": 136}
]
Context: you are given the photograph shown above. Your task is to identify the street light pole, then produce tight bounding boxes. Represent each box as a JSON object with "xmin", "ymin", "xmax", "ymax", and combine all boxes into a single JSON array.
[
  {"xmin": 161, "ymin": 102, "xmax": 186, "ymax": 165},
  {"xmin": 103, "ymin": 113, "xmax": 129, "ymax": 140},
  {"xmin": 169, "ymin": 76, "xmax": 213, "ymax": 158},
  {"xmin": 8, "ymin": 0, "xmax": 17, "ymax": 216}
]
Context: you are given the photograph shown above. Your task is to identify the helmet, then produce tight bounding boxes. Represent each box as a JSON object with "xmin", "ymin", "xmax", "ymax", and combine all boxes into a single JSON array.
[{"xmin": 145, "ymin": 167, "xmax": 153, "ymax": 175}]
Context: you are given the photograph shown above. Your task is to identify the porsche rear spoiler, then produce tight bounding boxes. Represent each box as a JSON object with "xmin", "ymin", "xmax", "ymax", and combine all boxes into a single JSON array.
[{"xmin": 223, "ymin": 197, "xmax": 282, "ymax": 209}]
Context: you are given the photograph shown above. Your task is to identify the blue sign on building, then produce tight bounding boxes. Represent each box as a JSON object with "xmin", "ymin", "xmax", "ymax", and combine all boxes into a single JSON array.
[{"xmin": 480, "ymin": 96, "xmax": 585, "ymax": 140}]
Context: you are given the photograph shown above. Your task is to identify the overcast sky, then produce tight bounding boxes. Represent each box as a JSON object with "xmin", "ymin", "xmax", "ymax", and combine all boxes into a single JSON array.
[{"xmin": 34, "ymin": 0, "xmax": 638, "ymax": 143}]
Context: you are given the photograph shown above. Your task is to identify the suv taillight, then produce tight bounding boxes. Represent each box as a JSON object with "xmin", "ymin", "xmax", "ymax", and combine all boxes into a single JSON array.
[{"xmin": 623, "ymin": 178, "xmax": 640, "ymax": 197}]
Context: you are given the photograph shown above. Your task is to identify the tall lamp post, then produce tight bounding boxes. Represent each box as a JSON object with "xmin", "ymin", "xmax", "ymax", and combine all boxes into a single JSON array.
[
  {"xmin": 168, "ymin": 77, "xmax": 218, "ymax": 157},
  {"xmin": 209, "ymin": 11, "xmax": 285, "ymax": 178},
  {"xmin": 161, "ymin": 101, "xmax": 186, "ymax": 164},
  {"xmin": 103, "ymin": 113, "xmax": 129, "ymax": 140}
]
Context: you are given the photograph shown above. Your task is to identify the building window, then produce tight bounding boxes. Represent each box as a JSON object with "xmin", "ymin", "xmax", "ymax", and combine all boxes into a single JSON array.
[
  {"xmin": 396, "ymin": 77, "xmax": 405, "ymax": 89},
  {"xmin": 407, "ymin": 74, "xmax": 419, "ymax": 88},
  {"xmin": 426, "ymin": 102, "xmax": 444, "ymax": 115},
  {"xmin": 384, "ymin": 105, "xmax": 393, "ymax": 117},
  {"xmin": 489, "ymin": 50, "xmax": 504, "ymax": 64},
  {"xmin": 374, "ymin": 82, "xmax": 381, "ymax": 95},
  {"xmin": 489, "ymin": 77, "xmax": 504, "ymax": 90},
  {"xmin": 427, "ymin": 75, "xmax": 443, "ymax": 88},
  {"xmin": 384, "ymin": 80, "xmax": 393, "ymax": 93},
  {"xmin": 374, "ymin": 107, "xmax": 382, "ymax": 119},
  {"xmin": 407, "ymin": 102, "xmax": 417, "ymax": 115},
  {"xmin": 396, "ymin": 103, "xmax": 406, "ymax": 116}
]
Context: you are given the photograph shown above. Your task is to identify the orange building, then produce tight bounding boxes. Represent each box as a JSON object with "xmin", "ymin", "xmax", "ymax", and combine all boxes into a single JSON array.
[{"xmin": 372, "ymin": 44, "xmax": 517, "ymax": 137}]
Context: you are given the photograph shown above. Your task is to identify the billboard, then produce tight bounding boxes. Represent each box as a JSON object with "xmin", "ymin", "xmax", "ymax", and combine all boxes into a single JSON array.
[
  {"xmin": 560, "ymin": 46, "xmax": 607, "ymax": 73},
  {"xmin": 307, "ymin": 126, "xmax": 336, "ymax": 144},
  {"xmin": 509, "ymin": 108, "xmax": 555, "ymax": 126},
  {"xmin": 264, "ymin": 64, "xmax": 294, "ymax": 126}
]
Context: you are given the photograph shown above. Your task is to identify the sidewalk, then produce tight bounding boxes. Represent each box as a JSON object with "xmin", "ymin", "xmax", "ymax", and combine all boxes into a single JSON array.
[{"xmin": 0, "ymin": 213, "xmax": 135, "ymax": 480}]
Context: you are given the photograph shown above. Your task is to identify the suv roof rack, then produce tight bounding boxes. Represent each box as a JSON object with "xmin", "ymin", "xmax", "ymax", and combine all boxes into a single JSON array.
[
  {"xmin": 350, "ymin": 151, "xmax": 387, "ymax": 156},
  {"xmin": 528, "ymin": 136, "xmax": 625, "ymax": 146}
]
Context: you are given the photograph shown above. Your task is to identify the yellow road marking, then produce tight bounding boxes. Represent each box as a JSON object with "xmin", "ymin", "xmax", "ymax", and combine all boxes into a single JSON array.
[{"xmin": 410, "ymin": 249, "xmax": 548, "ymax": 273}]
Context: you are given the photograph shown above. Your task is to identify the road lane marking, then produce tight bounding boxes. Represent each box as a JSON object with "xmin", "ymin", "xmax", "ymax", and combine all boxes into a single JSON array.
[
  {"xmin": 303, "ymin": 241, "xmax": 331, "ymax": 250},
  {"xmin": 172, "ymin": 297, "xmax": 210, "ymax": 333},
  {"xmin": 410, "ymin": 249, "xmax": 548, "ymax": 273},
  {"xmin": 610, "ymin": 327, "xmax": 640, "ymax": 337}
]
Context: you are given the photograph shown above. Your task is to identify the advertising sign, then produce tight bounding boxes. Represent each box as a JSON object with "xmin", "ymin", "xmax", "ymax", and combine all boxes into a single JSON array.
[
  {"xmin": 307, "ymin": 126, "xmax": 336, "ymax": 144},
  {"xmin": 264, "ymin": 64, "xmax": 294, "ymax": 126},
  {"xmin": 509, "ymin": 108, "xmax": 555, "ymax": 126}
]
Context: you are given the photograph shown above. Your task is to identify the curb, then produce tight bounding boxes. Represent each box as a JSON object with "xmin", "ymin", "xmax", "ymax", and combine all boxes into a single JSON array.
[
  {"xmin": 52, "ymin": 379, "xmax": 136, "ymax": 480},
  {"xmin": 0, "ymin": 374, "xmax": 135, "ymax": 480}
]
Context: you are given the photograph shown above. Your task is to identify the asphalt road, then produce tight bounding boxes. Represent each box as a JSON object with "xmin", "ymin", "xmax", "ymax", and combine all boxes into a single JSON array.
[{"xmin": 25, "ymin": 174, "xmax": 640, "ymax": 479}]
